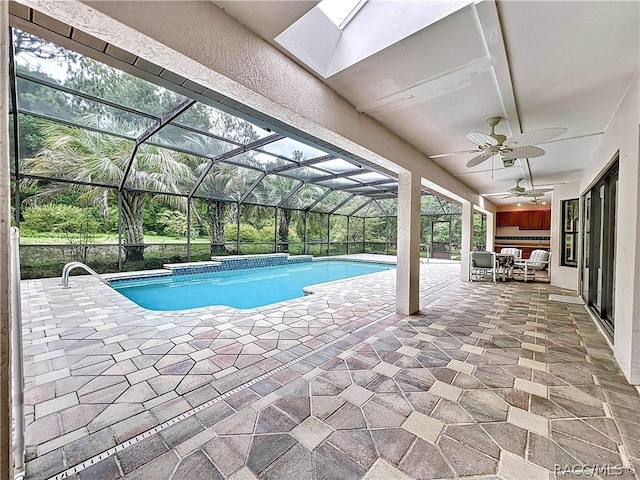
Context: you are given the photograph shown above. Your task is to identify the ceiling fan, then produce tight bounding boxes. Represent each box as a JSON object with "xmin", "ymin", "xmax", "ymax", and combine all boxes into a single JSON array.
[
  {"xmin": 502, "ymin": 178, "xmax": 553, "ymax": 199},
  {"xmin": 429, "ymin": 117, "xmax": 567, "ymax": 168}
]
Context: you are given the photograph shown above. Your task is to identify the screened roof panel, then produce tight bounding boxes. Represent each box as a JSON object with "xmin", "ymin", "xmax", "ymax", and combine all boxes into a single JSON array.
[
  {"xmin": 147, "ymin": 124, "xmax": 238, "ymax": 159},
  {"xmin": 344, "ymin": 186, "xmax": 382, "ymax": 194},
  {"xmin": 258, "ymin": 137, "xmax": 327, "ymax": 161},
  {"xmin": 173, "ymin": 103, "xmax": 271, "ymax": 145},
  {"xmin": 21, "ymin": 122, "xmax": 135, "ymax": 188},
  {"xmin": 14, "ymin": 31, "xmax": 189, "ymax": 117},
  {"xmin": 311, "ymin": 190, "xmax": 352, "ymax": 213},
  {"xmin": 362, "ymin": 201, "xmax": 386, "ymax": 218},
  {"xmin": 347, "ymin": 171, "xmax": 390, "ymax": 183},
  {"xmin": 124, "ymin": 145, "xmax": 195, "ymax": 194},
  {"xmin": 282, "ymin": 184, "xmax": 329, "ymax": 209},
  {"xmin": 280, "ymin": 166, "xmax": 328, "ymax": 181},
  {"xmin": 12, "ymin": 29, "xmax": 454, "ymax": 218},
  {"xmin": 235, "ymin": 151, "xmax": 294, "ymax": 171},
  {"xmin": 377, "ymin": 198, "xmax": 398, "ymax": 215},
  {"xmin": 313, "ymin": 158, "xmax": 358, "ymax": 173},
  {"xmin": 17, "ymin": 77, "xmax": 152, "ymax": 137},
  {"xmin": 316, "ymin": 177, "xmax": 359, "ymax": 189},
  {"xmin": 249, "ymin": 175, "xmax": 303, "ymax": 207},
  {"xmin": 194, "ymin": 164, "xmax": 263, "ymax": 202},
  {"xmin": 335, "ymin": 195, "xmax": 368, "ymax": 216},
  {"xmin": 421, "ymin": 194, "xmax": 462, "ymax": 215}
]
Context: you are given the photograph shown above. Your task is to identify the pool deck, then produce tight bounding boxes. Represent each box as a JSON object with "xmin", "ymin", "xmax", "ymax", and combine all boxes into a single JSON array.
[{"xmin": 20, "ymin": 258, "xmax": 640, "ymax": 479}]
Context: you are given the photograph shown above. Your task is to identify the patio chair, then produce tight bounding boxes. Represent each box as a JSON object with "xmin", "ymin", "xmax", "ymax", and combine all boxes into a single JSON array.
[
  {"xmin": 499, "ymin": 247, "xmax": 522, "ymax": 259},
  {"xmin": 514, "ymin": 249, "xmax": 551, "ymax": 282},
  {"xmin": 470, "ymin": 251, "xmax": 496, "ymax": 282}
]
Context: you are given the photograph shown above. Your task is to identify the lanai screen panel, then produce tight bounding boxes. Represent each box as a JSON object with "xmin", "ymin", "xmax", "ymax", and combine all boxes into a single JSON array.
[
  {"xmin": 311, "ymin": 190, "xmax": 353, "ymax": 213},
  {"xmin": 280, "ymin": 166, "xmax": 329, "ymax": 181},
  {"xmin": 334, "ymin": 195, "xmax": 368, "ymax": 216},
  {"xmin": 259, "ymin": 137, "xmax": 327, "ymax": 162},
  {"xmin": 122, "ymin": 147, "xmax": 197, "ymax": 195},
  {"xmin": 16, "ymin": 76, "xmax": 153, "ymax": 138},
  {"xmin": 245, "ymin": 174, "xmax": 302, "ymax": 207},
  {"xmin": 312, "ymin": 158, "xmax": 357, "ymax": 174},
  {"xmin": 173, "ymin": 103, "xmax": 272, "ymax": 145},
  {"xmin": 20, "ymin": 118, "xmax": 134, "ymax": 188},
  {"xmin": 240, "ymin": 151, "xmax": 295, "ymax": 171},
  {"xmin": 281, "ymin": 184, "xmax": 330, "ymax": 210},
  {"xmin": 193, "ymin": 163, "xmax": 264, "ymax": 203},
  {"xmin": 147, "ymin": 123, "xmax": 238, "ymax": 159},
  {"xmin": 14, "ymin": 30, "xmax": 190, "ymax": 117},
  {"xmin": 11, "ymin": 27, "xmax": 441, "ymax": 221}
]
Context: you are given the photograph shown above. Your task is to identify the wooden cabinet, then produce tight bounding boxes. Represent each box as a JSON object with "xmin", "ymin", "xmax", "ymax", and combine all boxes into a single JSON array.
[
  {"xmin": 541, "ymin": 210, "xmax": 551, "ymax": 230},
  {"xmin": 496, "ymin": 209, "xmax": 551, "ymax": 230},
  {"xmin": 496, "ymin": 211, "xmax": 519, "ymax": 227},
  {"xmin": 520, "ymin": 211, "xmax": 542, "ymax": 230}
]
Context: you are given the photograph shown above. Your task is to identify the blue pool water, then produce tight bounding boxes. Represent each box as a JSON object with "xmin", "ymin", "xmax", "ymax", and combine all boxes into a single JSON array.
[{"xmin": 112, "ymin": 260, "xmax": 395, "ymax": 310}]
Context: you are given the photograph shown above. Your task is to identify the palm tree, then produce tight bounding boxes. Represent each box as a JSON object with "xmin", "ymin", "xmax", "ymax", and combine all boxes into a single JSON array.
[
  {"xmin": 23, "ymin": 120, "xmax": 194, "ymax": 261},
  {"xmin": 195, "ymin": 162, "xmax": 257, "ymax": 255},
  {"xmin": 263, "ymin": 173, "xmax": 324, "ymax": 253},
  {"xmin": 186, "ymin": 111, "xmax": 266, "ymax": 256}
]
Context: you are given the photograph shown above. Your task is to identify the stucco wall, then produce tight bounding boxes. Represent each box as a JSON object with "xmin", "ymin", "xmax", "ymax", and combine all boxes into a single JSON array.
[
  {"xmin": 550, "ymin": 181, "xmax": 580, "ymax": 291},
  {"xmin": 580, "ymin": 75, "xmax": 640, "ymax": 383}
]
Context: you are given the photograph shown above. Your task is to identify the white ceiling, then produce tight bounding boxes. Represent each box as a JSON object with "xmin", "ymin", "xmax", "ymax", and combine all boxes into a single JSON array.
[{"xmin": 214, "ymin": 0, "xmax": 639, "ymax": 205}]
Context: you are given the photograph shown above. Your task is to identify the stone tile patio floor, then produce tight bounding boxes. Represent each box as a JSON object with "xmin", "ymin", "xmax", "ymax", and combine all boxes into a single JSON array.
[{"xmin": 20, "ymin": 260, "xmax": 640, "ymax": 479}]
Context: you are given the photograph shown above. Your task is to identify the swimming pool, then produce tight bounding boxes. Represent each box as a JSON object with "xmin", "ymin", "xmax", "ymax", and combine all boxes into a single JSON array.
[{"xmin": 112, "ymin": 260, "xmax": 395, "ymax": 310}]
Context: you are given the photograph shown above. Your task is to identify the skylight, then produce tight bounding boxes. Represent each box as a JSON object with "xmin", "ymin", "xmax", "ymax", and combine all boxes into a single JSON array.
[{"xmin": 317, "ymin": 0, "xmax": 367, "ymax": 29}]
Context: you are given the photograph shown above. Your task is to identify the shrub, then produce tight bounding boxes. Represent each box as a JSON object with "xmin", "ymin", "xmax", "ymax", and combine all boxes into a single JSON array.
[
  {"xmin": 224, "ymin": 222, "xmax": 259, "ymax": 243},
  {"xmin": 22, "ymin": 204, "xmax": 99, "ymax": 235},
  {"xmin": 157, "ymin": 210, "xmax": 198, "ymax": 238}
]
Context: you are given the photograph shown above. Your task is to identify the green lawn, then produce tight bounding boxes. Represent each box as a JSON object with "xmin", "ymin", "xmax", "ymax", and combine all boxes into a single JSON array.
[{"xmin": 19, "ymin": 234, "xmax": 210, "ymax": 245}]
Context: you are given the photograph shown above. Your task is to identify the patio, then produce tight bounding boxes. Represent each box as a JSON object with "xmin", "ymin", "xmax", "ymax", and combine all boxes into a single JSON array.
[{"xmin": 20, "ymin": 259, "xmax": 640, "ymax": 480}]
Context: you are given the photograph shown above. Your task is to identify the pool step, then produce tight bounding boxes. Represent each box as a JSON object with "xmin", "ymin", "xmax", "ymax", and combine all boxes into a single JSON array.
[
  {"xmin": 103, "ymin": 269, "xmax": 173, "ymax": 282},
  {"xmin": 288, "ymin": 255, "xmax": 313, "ymax": 263},
  {"xmin": 210, "ymin": 253, "xmax": 289, "ymax": 262},
  {"xmin": 163, "ymin": 261, "xmax": 222, "ymax": 270}
]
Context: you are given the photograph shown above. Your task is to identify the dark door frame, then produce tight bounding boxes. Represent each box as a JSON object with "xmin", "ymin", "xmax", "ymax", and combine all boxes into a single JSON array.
[{"xmin": 581, "ymin": 159, "xmax": 618, "ymax": 337}]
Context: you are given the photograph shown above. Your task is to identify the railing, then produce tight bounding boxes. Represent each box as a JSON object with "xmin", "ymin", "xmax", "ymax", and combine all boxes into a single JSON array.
[
  {"xmin": 10, "ymin": 228, "xmax": 25, "ymax": 480},
  {"xmin": 61, "ymin": 261, "xmax": 110, "ymax": 288}
]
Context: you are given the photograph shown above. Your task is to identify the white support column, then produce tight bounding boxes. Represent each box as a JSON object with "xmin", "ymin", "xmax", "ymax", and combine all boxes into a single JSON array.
[
  {"xmin": 461, "ymin": 201, "xmax": 474, "ymax": 281},
  {"xmin": 485, "ymin": 212, "xmax": 495, "ymax": 252},
  {"xmin": 396, "ymin": 172, "xmax": 421, "ymax": 315},
  {"xmin": 1, "ymin": 2, "xmax": 13, "ymax": 477}
]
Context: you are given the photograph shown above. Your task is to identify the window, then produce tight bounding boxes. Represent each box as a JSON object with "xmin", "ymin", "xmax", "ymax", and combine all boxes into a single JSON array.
[
  {"xmin": 317, "ymin": 0, "xmax": 367, "ymax": 29},
  {"xmin": 561, "ymin": 199, "xmax": 579, "ymax": 267}
]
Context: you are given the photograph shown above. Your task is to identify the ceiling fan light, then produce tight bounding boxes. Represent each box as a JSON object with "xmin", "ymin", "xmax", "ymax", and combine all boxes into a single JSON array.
[
  {"xmin": 516, "ymin": 202, "xmax": 522, "ymax": 207},
  {"xmin": 503, "ymin": 158, "xmax": 515, "ymax": 167},
  {"xmin": 542, "ymin": 201, "xmax": 547, "ymax": 205}
]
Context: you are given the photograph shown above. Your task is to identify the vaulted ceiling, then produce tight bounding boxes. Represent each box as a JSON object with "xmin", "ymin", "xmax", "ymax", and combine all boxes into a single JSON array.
[{"xmin": 214, "ymin": 0, "xmax": 639, "ymax": 205}]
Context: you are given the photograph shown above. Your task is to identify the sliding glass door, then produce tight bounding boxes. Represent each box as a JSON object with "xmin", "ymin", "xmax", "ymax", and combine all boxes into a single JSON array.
[{"xmin": 581, "ymin": 160, "xmax": 618, "ymax": 337}]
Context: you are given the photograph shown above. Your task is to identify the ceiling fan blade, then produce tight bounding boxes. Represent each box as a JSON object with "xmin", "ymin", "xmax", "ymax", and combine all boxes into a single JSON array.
[
  {"xmin": 501, "ymin": 145, "xmax": 545, "ymax": 160},
  {"xmin": 428, "ymin": 149, "xmax": 479, "ymax": 159},
  {"xmin": 466, "ymin": 151, "xmax": 494, "ymax": 168},
  {"xmin": 522, "ymin": 188, "xmax": 553, "ymax": 196},
  {"xmin": 505, "ymin": 127, "xmax": 568, "ymax": 147},
  {"xmin": 467, "ymin": 132, "xmax": 498, "ymax": 148}
]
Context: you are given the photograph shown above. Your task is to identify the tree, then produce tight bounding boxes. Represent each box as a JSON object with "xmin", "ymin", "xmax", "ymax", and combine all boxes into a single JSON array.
[
  {"xmin": 197, "ymin": 163, "xmax": 254, "ymax": 255},
  {"xmin": 263, "ymin": 155, "xmax": 324, "ymax": 252},
  {"xmin": 191, "ymin": 111, "xmax": 262, "ymax": 255},
  {"xmin": 22, "ymin": 120, "xmax": 194, "ymax": 261}
]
